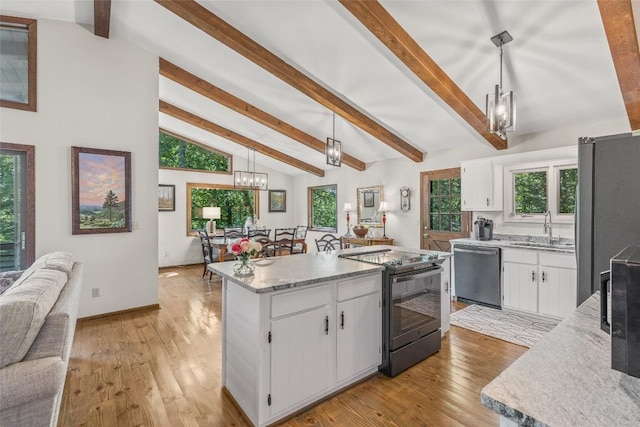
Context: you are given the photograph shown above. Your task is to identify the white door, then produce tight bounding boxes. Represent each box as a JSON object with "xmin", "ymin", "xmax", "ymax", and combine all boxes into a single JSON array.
[
  {"xmin": 270, "ymin": 305, "xmax": 331, "ymax": 416},
  {"xmin": 503, "ymin": 262, "xmax": 538, "ymax": 313},
  {"xmin": 538, "ymin": 266, "xmax": 577, "ymax": 318},
  {"xmin": 336, "ymin": 293, "xmax": 381, "ymax": 383}
]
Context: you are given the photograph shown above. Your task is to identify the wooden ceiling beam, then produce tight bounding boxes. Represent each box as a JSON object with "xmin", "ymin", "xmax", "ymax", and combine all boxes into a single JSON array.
[
  {"xmin": 159, "ymin": 101, "xmax": 325, "ymax": 177},
  {"xmin": 159, "ymin": 58, "xmax": 366, "ymax": 171},
  {"xmin": 94, "ymin": 0, "xmax": 111, "ymax": 38},
  {"xmin": 339, "ymin": 0, "xmax": 507, "ymax": 150},
  {"xmin": 598, "ymin": 0, "xmax": 640, "ymax": 131},
  {"xmin": 154, "ymin": 0, "xmax": 424, "ymax": 162}
]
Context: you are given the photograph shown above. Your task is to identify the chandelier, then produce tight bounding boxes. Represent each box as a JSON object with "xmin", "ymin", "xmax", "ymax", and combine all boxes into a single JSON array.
[
  {"xmin": 326, "ymin": 112, "xmax": 342, "ymax": 167},
  {"xmin": 234, "ymin": 147, "xmax": 268, "ymax": 191},
  {"xmin": 486, "ymin": 30, "xmax": 516, "ymax": 140}
]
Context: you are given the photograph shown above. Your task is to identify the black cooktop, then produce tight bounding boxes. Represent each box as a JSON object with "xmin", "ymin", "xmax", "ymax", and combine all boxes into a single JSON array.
[{"xmin": 340, "ymin": 249, "xmax": 444, "ymax": 272}]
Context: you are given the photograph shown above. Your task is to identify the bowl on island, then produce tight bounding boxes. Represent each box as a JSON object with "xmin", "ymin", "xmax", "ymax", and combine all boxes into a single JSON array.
[{"xmin": 352, "ymin": 226, "xmax": 369, "ymax": 237}]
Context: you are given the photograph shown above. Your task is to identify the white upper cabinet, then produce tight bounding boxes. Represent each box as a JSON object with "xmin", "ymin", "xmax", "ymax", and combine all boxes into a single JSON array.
[{"xmin": 460, "ymin": 159, "xmax": 503, "ymax": 211}]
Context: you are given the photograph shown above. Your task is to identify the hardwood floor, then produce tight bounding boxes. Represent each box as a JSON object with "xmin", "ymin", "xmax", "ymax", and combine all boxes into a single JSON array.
[{"xmin": 58, "ymin": 265, "xmax": 526, "ymax": 426}]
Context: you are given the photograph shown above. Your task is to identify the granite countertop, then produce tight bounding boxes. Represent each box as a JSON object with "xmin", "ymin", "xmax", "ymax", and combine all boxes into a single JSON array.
[
  {"xmin": 207, "ymin": 245, "xmax": 450, "ymax": 293},
  {"xmin": 481, "ymin": 292, "xmax": 640, "ymax": 426},
  {"xmin": 451, "ymin": 234, "xmax": 575, "ymax": 254}
]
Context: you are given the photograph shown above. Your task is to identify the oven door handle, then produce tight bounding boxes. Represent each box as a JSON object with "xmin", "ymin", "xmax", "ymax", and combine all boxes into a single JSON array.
[{"xmin": 393, "ymin": 268, "xmax": 441, "ymax": 283}]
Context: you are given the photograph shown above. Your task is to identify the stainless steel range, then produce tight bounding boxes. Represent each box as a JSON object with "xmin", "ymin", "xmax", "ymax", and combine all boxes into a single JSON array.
[{"xmin": 340, "ymin": 249, "xmax": 445, "ymax": 377}]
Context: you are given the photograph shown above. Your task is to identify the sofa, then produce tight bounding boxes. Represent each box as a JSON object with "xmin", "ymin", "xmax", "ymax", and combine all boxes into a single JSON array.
[{"xmin": 0, "ymin": 252, "xmax": 82, "ymax": 427}]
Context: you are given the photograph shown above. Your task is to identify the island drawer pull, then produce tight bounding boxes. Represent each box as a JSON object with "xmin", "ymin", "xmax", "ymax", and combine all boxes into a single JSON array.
[
  {"xmin": 325, "ymin": 316, "xmax": 329, "ymax": 335},
  {"xmin": 341, "ymin": 311, "xmax": 344, "ymax": 329}
]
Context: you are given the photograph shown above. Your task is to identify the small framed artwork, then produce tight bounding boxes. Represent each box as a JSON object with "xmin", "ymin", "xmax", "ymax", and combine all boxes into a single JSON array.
[
  {"xmin": 158, "ymin": 184, "xmax": 175, "ymax": 212},
  {"xmin": 269, "ymin": 189, "xmax": 286, "ymax": 212},
  {"xmin": 71, "ymin": 146, "xmax": 131, "ymax": 235},
  {"xmin": 363, "ymin": 191, "xmax": 375, "ymax": 208}
]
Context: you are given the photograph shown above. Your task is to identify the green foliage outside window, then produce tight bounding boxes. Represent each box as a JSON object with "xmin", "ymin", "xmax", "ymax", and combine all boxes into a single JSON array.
[
  {"xmin": 191, "ymin": 187, "xmax": 255, "ymax": 231},
  {"xmin": 559, "ymin": 168, "xmax": 577, "ymax": 214},
  {"xmin": 514, "ymin": 171, "xmax": 547, "ymax": 214},
  {"xmin": 159, "ymin": 131, "xmax": 229, "ymax": 172},
  {"xmin": 429, "ymin": 178, "xmax": 462, "ymax": 232},
  {"xmin": 310, "ymin": 185, "xmax": 337, "ymax": 231},
  {"xmin": 0, "ymin": 154, "xmax": 15, "ymax": 245}
]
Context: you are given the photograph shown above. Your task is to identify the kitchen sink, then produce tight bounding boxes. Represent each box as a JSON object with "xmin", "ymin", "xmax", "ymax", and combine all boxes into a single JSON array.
[{"xmin": 510, "ymin": 241, "xmax": 575, "ymax": 249}]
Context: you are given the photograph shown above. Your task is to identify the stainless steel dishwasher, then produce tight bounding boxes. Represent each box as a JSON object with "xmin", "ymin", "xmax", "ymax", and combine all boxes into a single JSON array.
[{"xmin": 453, "ymin": 244, "xmax": 501, "ymax": 308}]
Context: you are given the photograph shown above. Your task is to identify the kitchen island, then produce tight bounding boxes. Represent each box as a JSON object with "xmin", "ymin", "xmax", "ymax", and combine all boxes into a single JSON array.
[
  {"xmin": 481, "ymin": 292, "xmax": 640, "ymax": 426},
  {"xmin": 208, "ymin": 250, "xmax": 385, "ymax": 427}
]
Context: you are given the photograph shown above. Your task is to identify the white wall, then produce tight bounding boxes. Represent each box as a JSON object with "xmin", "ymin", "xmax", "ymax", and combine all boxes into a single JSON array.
[
  {"xmin": 293, "ymin": 116, "xmax": 628, "ymax": 251},
  {"xmin": 158, "ymin": 159, "xmax": 295, "ymax": 267},
  {"xmin": 0, "ymin": 19, "xmax": 159, "ymax": 317}
]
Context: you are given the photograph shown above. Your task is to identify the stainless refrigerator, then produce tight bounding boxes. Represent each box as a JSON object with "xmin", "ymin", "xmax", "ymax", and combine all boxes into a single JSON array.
[{"xmin": 577, "ymin": 132, "xmax": 640, "ymax": 305}]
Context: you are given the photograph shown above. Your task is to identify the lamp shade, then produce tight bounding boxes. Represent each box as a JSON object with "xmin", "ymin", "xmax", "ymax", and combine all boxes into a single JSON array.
[
  {"xmin": 378, "ymin": 201, "xmax": 389, "ymax": 212},
  {"xmin": 202, "ymin": 206, "xmax": 221, "ymax": 220},
  {"xmin": 343, "ymin": 202, "xmax": 352, "ymax": 212}
]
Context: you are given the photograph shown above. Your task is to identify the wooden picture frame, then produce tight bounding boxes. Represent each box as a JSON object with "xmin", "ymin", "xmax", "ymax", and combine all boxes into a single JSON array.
[
  {"xmin": 363, "ymin": 191, "xmax": 375, "ymax": 208},
  {"xmin": 71, "ymin": 146, "xmax": 131, "ymax": 234},
  {"xmin": 158, "ymin": 184, "xmax": 175, "ymax": 212},
  {"xmin": 269, "ymin": 190, "xmax": 286, "ymax": 212}
]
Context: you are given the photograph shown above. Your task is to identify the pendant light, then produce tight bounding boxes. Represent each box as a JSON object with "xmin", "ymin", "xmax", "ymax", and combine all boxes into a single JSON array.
[
  {"xmin": 234, "ymin": 147, "xmax": 268, "ymax": 191},
  {"xmin": 486, "ymin": 30, "xmax": 516, "ymax": 140},
  {"xmin": 326, "ymin": 112, "xmax": 342, "ymax": 167}
]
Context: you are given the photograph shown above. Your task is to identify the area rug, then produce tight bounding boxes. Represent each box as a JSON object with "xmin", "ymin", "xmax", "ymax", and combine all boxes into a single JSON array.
[{"xmin": 450, "ymin": 304, "xmax": 560, "ymax": 348}]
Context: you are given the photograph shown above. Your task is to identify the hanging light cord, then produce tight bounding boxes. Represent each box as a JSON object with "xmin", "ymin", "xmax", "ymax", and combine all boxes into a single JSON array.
[
  {"xmin": 499, "ymin": 41, "xmax": 504, "ymax": 93},
  {"xmin": 332, "ymin": 112, "xmax": 336, "ymax": 140}
]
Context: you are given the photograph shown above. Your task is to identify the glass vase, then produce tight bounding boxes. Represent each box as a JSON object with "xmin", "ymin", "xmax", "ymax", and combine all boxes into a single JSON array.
[{"xmin": 233, "ymin": 256, "xmax": 255, "ymax": 277}]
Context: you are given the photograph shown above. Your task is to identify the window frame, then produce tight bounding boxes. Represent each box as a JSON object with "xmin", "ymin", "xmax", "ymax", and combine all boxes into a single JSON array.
[
  {"xmin": 307, "ymin": 184, "xmax": 338, "ymax": 232},
  {"xmin": 159, "ymin": 129, "xmax": 232, "ymax": 175},
  {"xmin": 504, "ymin": 159, "xmax": 577, "ymax": 224},
  {"xmin": 0, "ymin": 15, "xmax": 37, "ymax": 111},
  {"xmin": 186, "ymin": 183, "xmax": 259, "ymax": 236}
]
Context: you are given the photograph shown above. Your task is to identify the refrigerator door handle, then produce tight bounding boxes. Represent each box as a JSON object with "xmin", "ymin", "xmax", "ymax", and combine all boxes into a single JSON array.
[{"xmin": 600, "ymin": 270, "xmax": 611, "ymax": 334}]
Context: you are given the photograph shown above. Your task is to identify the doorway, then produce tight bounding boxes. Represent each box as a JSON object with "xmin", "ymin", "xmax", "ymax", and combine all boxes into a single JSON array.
[
  {"xmin": 0, "ymin": 143, "xmax": 35, "ymax": 271},
  {"xmin": 420, "ymin": 167, "xmax": 471, "ymax": 252}
]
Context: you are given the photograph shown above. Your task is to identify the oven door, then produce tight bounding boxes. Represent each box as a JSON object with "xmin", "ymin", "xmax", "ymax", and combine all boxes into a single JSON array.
[{"xmin": 390, "ymin": 267, "xmax": 442, "ymax": 350}]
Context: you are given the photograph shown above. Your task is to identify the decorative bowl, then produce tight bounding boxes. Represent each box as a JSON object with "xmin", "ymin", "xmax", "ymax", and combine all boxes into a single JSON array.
[{"xmin": 353, "ymin": 226, "xmax": 369, "ymax": 237}]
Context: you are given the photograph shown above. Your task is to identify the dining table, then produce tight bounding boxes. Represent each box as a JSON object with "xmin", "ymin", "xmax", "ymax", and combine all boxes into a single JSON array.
[{"xmin": 209, "ymin": 237, "xmax": 307, "ymax": 263}]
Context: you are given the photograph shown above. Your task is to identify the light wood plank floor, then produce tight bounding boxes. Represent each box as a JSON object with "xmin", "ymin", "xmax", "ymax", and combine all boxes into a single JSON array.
[{"xmin": 58, "ymin": 265, "xmax": 526, "ymax": 426}]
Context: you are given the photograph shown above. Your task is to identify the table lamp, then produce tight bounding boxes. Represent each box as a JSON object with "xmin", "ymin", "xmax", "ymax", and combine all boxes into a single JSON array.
[
  {"xmin": 343, "ymin": 202, "xmax": 352, "ymax": 236},
  {"xmin": 203, "ymin": 206, "xmax": 221, "ymax": 235},
  {"xmin": 378, "ymin": 201, "xmax": 389, "ymax": 239}
]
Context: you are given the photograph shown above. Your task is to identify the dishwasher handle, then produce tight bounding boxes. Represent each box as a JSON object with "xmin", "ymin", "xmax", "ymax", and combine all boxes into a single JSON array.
[{"xmin": 453, "ymin": 246, "xmax": 499, "ymax": 256}]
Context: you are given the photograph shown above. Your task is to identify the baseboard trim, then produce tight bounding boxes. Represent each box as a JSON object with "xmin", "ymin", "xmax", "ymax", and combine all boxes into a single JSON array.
[{"xmin": 78, "ymin": 304, "xmax": 160, "ymax": 322}]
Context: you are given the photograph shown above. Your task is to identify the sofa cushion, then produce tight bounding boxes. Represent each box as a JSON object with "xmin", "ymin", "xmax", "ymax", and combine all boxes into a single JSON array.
[
  {"xmin": 0, "ymin": 269, "xmax": 68, "ymax": 369},
  {"xmin": 10, "ymin": 252, "xmax": 75, "ymax": 290},
  {"xmin": 0, "ymin": 270, "xmax": 24, "ymax": 296}
]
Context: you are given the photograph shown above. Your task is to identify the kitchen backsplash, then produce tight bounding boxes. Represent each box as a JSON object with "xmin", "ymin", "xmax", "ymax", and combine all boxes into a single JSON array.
[{"xmin": 471, "ymin": 210, "xmax": 575, "ymax": 240}]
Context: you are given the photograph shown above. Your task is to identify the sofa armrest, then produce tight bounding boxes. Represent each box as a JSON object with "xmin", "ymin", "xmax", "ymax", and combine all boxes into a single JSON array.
[{"xmin": 0, "ymin": 356, "xmax": 66, "ymax": 411}]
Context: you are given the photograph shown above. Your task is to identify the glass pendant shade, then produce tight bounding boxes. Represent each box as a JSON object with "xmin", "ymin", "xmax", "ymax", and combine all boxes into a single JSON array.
[
  {"xmin": 326, "ymin": 137, "xmax": 342, "ymax": 167},
  {"xmin": 486, "ymin": 84, "xmax": 516, "ymax": 140}
]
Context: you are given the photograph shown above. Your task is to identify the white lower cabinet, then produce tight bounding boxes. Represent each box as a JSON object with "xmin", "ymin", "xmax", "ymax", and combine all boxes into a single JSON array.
[
  {"xmin": 502, "ymin": 249, "xmax": 576, "ymax": 318},
  {"xmin": 222, "ymin": 272, "xmax": 382, "ymax": 427},
  {"xmin": 441, "ymin": 257, "xmax": 451, "ymax": 335}
]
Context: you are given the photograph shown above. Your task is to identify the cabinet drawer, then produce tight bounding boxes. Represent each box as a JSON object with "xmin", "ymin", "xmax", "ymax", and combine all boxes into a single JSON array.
[
  {"xmin": 271, "ymin": 284, "xmax": 331, "ymax": 318},
  {"xmin": 539, "ymin": 253, "xmax": 576, "ymax": 269},
  {"xmin": 502, "ymin": 249, "xmax": 538, "ymax": 265},
  {"xmin": 337, "ymin": 273, "xmax": 380, "ymax": 301}
]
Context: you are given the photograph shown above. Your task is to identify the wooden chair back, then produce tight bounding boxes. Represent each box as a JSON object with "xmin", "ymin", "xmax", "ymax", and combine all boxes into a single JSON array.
[
  {"xmin": 274, "ymin": 228, "xmax": 296, "ymax": 255},
  {"xmin": 315, "ymin": 234, "xmax": 342, "ymax": 252},
  {"xmin": 248, "ymin": 228, "xmax": 271, "ymax": 240}
]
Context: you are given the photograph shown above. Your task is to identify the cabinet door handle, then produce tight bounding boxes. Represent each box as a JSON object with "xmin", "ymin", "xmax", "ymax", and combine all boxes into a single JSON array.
[
  {"xmin": 542, "ymin": 271, "xmax": 546, "ymax": 282},
  {"xmin": 531, "ymin": 270, "xmax": 536, "ymax": 282},
  {"xmin": 340, "ymin": 311, "xmax": 344, "ymax": 329},
  {"xmin": 445, "ymin": 281, "xmax": 449, "ymax": 292},
  {"xmin": 486, "ymin": 197, "xmax": 490, "ymax": 207},
  {"xmin": 325, "ymin": 316, "xmax": 329, "ymax": 335}
]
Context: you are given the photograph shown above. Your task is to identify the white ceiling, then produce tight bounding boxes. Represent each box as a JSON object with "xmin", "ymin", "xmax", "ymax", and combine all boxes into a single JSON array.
[{"xmin": 2, "ymin": 0, "xmax": 637, "ymax": 175}]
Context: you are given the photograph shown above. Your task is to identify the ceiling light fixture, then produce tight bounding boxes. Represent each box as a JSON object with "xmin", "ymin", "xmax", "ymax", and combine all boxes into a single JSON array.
[
  {"xmin": 326, "ymin": 112, "xmax": 342, "ymax": 167},
  {"xmin": 234, "ymin": 147, "xmax": 268, "ymax": 191},
  {"xmin": 486, "ymin": 30, "xmax": 516, "ymax": 141}
]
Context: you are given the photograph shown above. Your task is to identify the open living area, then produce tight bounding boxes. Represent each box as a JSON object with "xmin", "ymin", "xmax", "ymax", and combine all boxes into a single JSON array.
[{"xmin": 1, "ymin": 1, "xmax": 639, "ymax": 426}]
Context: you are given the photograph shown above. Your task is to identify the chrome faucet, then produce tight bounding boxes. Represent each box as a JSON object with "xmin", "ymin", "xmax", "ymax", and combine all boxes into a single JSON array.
[{"xmin": 543, "ymin": 210, "xmax": 553, "ymax": 244}]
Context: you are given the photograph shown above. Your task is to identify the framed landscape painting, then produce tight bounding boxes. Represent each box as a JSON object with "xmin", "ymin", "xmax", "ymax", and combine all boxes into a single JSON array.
[
  {"xmin": 158, "ymin": 184, "xmax": 175, "ymax": 211},
  {"xmin": 269, "ymin": 190, "xmax": 286, "ymax": 212},
  {"xmin": 71, "ymin": 146, "xmax": 131, "ymax": 234}
]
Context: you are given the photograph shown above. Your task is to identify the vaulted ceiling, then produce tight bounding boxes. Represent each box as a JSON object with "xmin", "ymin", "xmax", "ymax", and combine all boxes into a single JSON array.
[{"xmin": 3, "ymin": 0, "xmax": 639, "ymax": 176}]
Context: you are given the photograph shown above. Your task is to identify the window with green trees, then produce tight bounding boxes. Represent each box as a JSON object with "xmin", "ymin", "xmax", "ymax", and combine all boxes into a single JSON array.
[
  {"xmin": 159, "ymin": 130, "xmax": 231, "ymax": 173},
  {"xmin": 308, "ymin": 184, "xmax": 337, "ymax": 231},
  {"xmin": 505, "ymin": 161, "xmax": 577, "ymax": 222},
  {"xmin": 187, "ymin": 183, "xmax": 258, "ymax": 234}
]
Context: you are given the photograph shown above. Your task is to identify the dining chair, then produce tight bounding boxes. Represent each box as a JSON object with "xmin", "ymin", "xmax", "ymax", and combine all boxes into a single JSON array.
[
  {"xmin": 223, "ymin": 228, "xmax": 245, "ymax": 241},
  {"xmin": 315, "ymin": 233, "xmax": 343, "ymax": 252},
  {"xmin": 198, "ymin": 230, "xmax": 215, "ymax": 280},
  {"xmin": 290, "ymin": 225, "xmax": 308, "ymax": 254},
  {"xmin": 254, "ymin": 237, "xmax": 281, "ymax": 258},
  {"xmin": 274, "ymin": 228, "xmax": 296, "ymax": 255},
  {"xmin": 248, "ymin": 228, "xmax": 272, "ymax": 240}
]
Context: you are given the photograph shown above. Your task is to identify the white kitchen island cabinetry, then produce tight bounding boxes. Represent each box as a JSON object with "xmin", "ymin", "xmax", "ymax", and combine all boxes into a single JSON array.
[
  {"xmin": 440, "ymin": 256, "xmax": 451, "ymax": 335},
  {"xmin": 502, "ymin": 249, "xmax": 577, "ymax": 318},
  {"xmin": 220, "ymin": 262, "xmax": 382, "ymax": 427},
  {"xmin": 460, "ymin": 159, "xmax": 503, "ymax": 211}
]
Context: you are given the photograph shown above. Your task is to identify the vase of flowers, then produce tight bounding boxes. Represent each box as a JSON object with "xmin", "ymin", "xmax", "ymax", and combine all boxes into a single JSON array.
[{"xmin": 228, "ymin": 238, "xmax": 262, "ymax": 277}]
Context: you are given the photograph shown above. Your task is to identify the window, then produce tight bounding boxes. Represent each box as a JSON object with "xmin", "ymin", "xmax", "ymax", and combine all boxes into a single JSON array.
[
  {"xmin": 186, "ymin": 183, "xmax": 258, "ymax": 235},
  {"xmin": 159, "ymin": 130, "xmax": 231, "ymax": 174},
  {"xmin": 505, "ymin": 160, "xmax": 577, "ymax": 222},
  {"xmin": 429, "ymin": 177, "xmax": 462, "ymax": 232},
  {"xmin": 0, "ymin": 16, "xmax": 37, "ymax": 111},
  {"xmin": 308, "ymin": 184, "xmax": 337, "ymax": 232}
]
